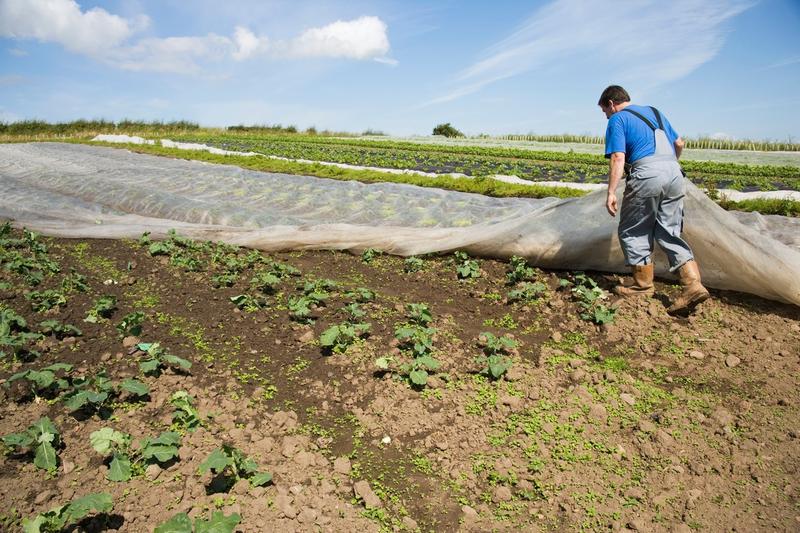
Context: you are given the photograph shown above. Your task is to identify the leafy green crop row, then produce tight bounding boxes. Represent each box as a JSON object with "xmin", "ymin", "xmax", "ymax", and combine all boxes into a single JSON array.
[{"xmin": 168, "ymin": 134, "xmax": 800, "ymax": 191}]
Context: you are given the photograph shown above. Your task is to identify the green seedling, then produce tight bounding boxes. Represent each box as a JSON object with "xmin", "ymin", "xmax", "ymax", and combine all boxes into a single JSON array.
[
  {"xmin": 229, "ymin": 294, "xmax": 266, "ymax": 312},
  {"xmin": 61, "ymin": 370, "xmax": 115, "ymax": 414},
  {"xmin": 199, "ymin": 444, "xmax": 272, "ymax": 490},
  {"xmin": 170, "ymin": 391, "xmax": 202, "ymax": 432},
  {"xmin": 7, "ymin": 363, "xmax": 73, "ymax": 398},
  {"xmin": 170, "ymin": 250, "xmax": 203, "ymax": 272},
  {"xmin": 344, "ymin": 287, "xmax": 375, "ymax": 303},
  {"xmin": 507, "ymin": 281, "xmax": 547, "ymax": 303},
  {"xmin": 0, "ymin": 331, "xmax": 43, "ymax": 361},
  {"xmin": 343, "ymin": 302, "xmax": 366, "ymax": 319},
  {"xmin": 60, "ymin": 271, "xmax": 89, "ymax": 293},
  {"xmin": 25, "ymin": 290, "xmax": 67, "ymax": 313},
  {"xmin": 84, "ymin": 295, "xmax": 117, "ymax": 323},
  {"xmin": 1, "ymin": 306, "xmax": 43, "ymax": 360},
  {"xmin": 243, "ymin": 249, "xmax": 268, "ymax": 267},
  {"xmin": 300, "ymin": 278, "xmax": 337, "ymax": 299},
  {"xmin": 250, "ymin": 270, "xmax": 281, "ymax": 293},
  {"xmin": 475, "ymin": 332, "xmax": 517, "ymax": 380},
  {"xmin": 38, "ymin": 320, "xmax": 82, "ymax": 339},
  {"xmin": 478, "ymin": 332, "xmax": 518, "ymax": 355},
  {"xmin": 90, "ymin": 427, "xmax": 181, "ymax": 482},
  {"xmin": 376, "ymin": 353, "xmax": 440, "ymax": 387},
  {"xmin": 1, "ymin": 307, "xmax": 27, "ymax": 332},
  {"xmin": 404, "ymin": 256, "xmax": 425, "ymax": 272},
  {"xmin": 394, "ymin": 324, "xmax": 436, "ymax": 358},
  {"xmin": 454, "ymin": 251, "xmax": 481, "ymax": 279},
  {"xmin": 476, "ymin": 354, "xmax": 512, "ymax": 380},
  {"xmin": 506, "ymin": 256, "xmax": 537, "ymax": 285},
  {"xmin": 406, "ymin": 303, "xmax": 433, "ymax": 325},
  {"xmin": 137, "ymin": 342, "xmax": 192, "ymax": 376},
  {"xmin": 380, "ymin": 319, "xmax": 441, "ymax": 388},
  {"xmin": 2, "ymin": 417, "xmax": 61, "ymax": 473},
  {"xmin": 116, "ymin": 311, "xmax": 145, "ymax": 337},
  {"xmin": 287, "ymin": 295, "xmax": 314, "ymax": 322},
  {"xmin": 22, "ymin": 492, "xmax": 112, "ymax": 533},
  {"xmin": 155, "ymin": 511, "xmax": 240, "ymax": 533},
  {"xmin": 211, "ymin": 272, "xmax": 238, "ymax": 288},
  {"xmin": 320, "ymin": 322, "xmax": 370, "ymax": 354},
  {"xmin": 222, "ymin": 256, "xmax": 247, "ymax": 274},
  {"xmin": 362, "ymin": 248, "xmax": 382, "ymax": 263},
  {"xmin": 563, "ymin": 273, "xmax": 617, "ymax": 325},
  {"xmin": 266, "ymin": 260, "xmax": 301, "ymax": 278},
  {"xmin": 119, "ymin": 378, "xmax": 150, "ymax": 398}
]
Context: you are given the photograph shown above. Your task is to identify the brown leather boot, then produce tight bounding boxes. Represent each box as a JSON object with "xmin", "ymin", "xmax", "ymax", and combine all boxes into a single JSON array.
[
  {"xmin": 667, "ymin": 260, "xmax": 710, "ymax": 314},
  {"xmin": 614, "ymin": 264, "xmax": 655, "ymax": 297}
]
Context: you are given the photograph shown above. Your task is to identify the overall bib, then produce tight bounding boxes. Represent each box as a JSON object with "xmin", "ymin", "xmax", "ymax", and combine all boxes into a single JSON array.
[{"xmin": 618, "ymin": 107, "xmax": 694, "ymax": 271}]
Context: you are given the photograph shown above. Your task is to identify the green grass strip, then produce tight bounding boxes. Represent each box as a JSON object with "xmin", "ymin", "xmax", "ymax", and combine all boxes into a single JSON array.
[{"xmin": 716, "ymin": 197, "xmax": 800, "ymax": 217}]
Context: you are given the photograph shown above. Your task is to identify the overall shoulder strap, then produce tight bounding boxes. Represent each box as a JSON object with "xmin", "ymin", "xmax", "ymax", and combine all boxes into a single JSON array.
[
  {"xmin": 649, "ymin": 106, "xmax": 665, "ymax": 130},
  {"xmin": 621, "ymin": 108, "xmax": 656, "ymax": 130}
]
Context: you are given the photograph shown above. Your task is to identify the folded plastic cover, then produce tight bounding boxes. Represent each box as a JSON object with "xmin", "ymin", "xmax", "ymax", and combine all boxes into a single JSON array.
[{"xmin": 2, "ymin": 142, "xmax": 799, "ymax": 305}]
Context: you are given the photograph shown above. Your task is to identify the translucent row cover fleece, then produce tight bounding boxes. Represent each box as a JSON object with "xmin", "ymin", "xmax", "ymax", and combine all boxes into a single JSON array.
[{"xmin": 1, "ymin": 142, "xmax": 799, "ymax": 306}]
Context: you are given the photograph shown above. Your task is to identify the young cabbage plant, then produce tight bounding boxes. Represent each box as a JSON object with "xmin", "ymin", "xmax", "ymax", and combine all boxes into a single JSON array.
[
  {"xmin": 319, "ymin": 322, "xmax": 370, "ymax": 354},
  {"xmin": 84, "ymin": 295, "xmax": 117, "ymax": 323},
  {"xmin": 506, "ymin": 255, "xmax": 537, "ymax": 285},
  {"xmin": 170, "ymin": 391, "xmax": 203, "ymax": 432},
  {"xmin": 137, "ymin": 342, "xmax": 192, "ymax": 376},
  {"xmin": 406, "ymin": 303, "xmax": 433, "ymax": 325},
  {"xmin": 1, "ymin": 416, "xmax": 61, "ymax": 473},
  {"xmin": 38, "ymin": 320, "xmax": 82, "ymax": 339},
  {"xmin": 7, "ymin": 363, "xmax": 73, "ymax": 398},
  {"xmin": 154, "ymin": 511, "xmax": 241, "ymax": 533},
  {"xmin": 199, "ymin": 444, "xmax": 272, "ymax": 490},
  {"xmin": 22, "ymin": 492, "xmax": 112, "ymax": 533},
  {"xmin": 507, "ymin": 281, "xmax": 548, "ymax": 303},
  {"xmin": 403, "ymin": 256, "xmax": 425, "ymax": 273},
  {"xmin": 454, "ymin": 251, "xmax": 481, "ymax": 280},
  {"xmin": 90, "ymin": 427, "xmax": 181, "ymax": 482},
  {"xmin": 116, "ymin": 311, "xmax": 145, "ymax": 337}
]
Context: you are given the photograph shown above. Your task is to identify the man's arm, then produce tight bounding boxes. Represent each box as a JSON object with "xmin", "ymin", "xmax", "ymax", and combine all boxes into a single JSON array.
[
  {"xmin": 674, "ymin": 137, "xmax": 684, "ymax": 160},
  {"xmin": 606, "ymin": 152, "xmax": 625, "ymax": 217}
]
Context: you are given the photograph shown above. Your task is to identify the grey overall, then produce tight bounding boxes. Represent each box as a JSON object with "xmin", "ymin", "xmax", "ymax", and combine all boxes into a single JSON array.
[{"xmin": 618, "ymin": 108, "xmax": 694, "ymax": 271}]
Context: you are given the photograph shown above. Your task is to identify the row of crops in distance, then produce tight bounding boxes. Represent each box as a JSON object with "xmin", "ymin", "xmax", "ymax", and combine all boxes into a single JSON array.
[
  {"xmin": 169, "ymin": 133, "xmax": 800, "ymax": 192},
  {"xmin": 496, "ymin": 133, "xmax": 800, "ymax": 152}
]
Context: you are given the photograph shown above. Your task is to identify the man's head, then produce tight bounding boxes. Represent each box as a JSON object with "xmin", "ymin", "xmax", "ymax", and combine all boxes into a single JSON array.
[{"xmin": 598, "ymin": 85, "xmax": 630, "ymax": 119}]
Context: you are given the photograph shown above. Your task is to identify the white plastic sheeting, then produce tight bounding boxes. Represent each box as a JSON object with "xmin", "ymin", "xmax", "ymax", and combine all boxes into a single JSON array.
[{"xmin": 2, "ymin": 142, "xmax": 799, "ymax": 305}]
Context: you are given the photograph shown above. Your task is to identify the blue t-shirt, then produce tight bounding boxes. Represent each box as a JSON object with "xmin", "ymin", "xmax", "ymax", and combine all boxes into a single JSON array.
[{"xmin": 604, "ymin": 104, "xmax": 679, "ymax": 163}]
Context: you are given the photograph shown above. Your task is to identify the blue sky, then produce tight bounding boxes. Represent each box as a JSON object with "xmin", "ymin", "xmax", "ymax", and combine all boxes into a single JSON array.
[{"xmin": 1, "ymin": 0, "xmax": 799, "ymax": 140}]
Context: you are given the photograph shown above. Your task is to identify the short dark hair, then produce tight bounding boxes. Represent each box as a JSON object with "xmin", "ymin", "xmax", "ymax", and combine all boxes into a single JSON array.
[{"xmin": 598, "ymin": 85, "xmax": 630, "ymax": 106}]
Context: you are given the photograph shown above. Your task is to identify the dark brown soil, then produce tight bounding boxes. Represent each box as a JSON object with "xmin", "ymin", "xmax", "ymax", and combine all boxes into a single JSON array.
[{"xmin": 1, "ymin": 228, "xmax": 798, "ymax": 532}]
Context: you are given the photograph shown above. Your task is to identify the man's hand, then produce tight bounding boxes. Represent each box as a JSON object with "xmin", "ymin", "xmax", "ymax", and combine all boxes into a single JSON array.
[
  {"xmin": 606, "ymin": 151, "xmax": 625, "ymax": 218},
  {"xmin": 606, "ymin": 191, "xmax": 618, "ymax": 217}
]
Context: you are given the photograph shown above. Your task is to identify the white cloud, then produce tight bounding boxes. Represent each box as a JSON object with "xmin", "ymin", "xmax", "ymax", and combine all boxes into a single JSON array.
[
  {"xmin": 0, "ymin": 0, "xmax": 148, "ymax": 55},
  {"xmin": 427, "ymin": 0, "xmax": 753, "ymax": 106},
  {"xmin": 374, "ymin": 57, "xmax": 398, "ymax": 66},
  {"xmin": 8, "ymin": 47, "xmax": 28, "ymax": 56},
  {"xmin": 232, "ymin": 26, "xmax": 268, "ymax": 61},
  {"xmin": 106, "ymin": 34, "xmax": 234, "ymax": 74},
  {"xmin": 0, "ymin": 0, "xmax": 393, "ymax": 73},
  {"xmin": 287, "ymin": 16, "xmax": 390, "ymax": 60}
]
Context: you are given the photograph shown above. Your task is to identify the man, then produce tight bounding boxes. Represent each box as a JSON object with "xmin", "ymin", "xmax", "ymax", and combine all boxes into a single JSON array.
[{"xmin": 599, "ymin": 85, "xmax": 709, "ymax": 314}]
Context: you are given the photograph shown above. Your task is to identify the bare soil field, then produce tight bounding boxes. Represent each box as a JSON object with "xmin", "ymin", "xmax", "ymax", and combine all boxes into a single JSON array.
[{"xmin": 1, "ymin": 226, "xmax": 798, "ymax": 532}]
